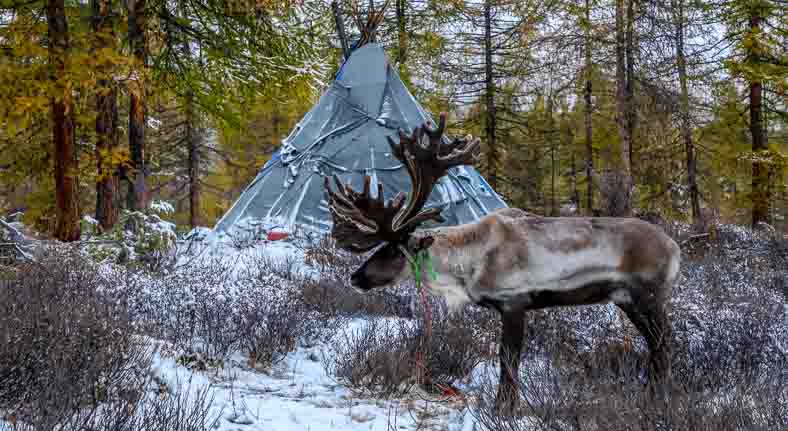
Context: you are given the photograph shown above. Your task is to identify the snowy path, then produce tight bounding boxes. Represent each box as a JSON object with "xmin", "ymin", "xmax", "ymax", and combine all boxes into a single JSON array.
[
  {"xmin": 150, "ymin": 326, "xmax": 474, "ymax": 431},
  {"xmin": 139, "ymin": 241, "xmax": 479, "ymax": 430}
]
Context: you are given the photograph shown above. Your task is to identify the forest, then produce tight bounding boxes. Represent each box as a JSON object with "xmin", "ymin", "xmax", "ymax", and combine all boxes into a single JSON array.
[
  {"xmin": 0, "ymin": 0, "xmax": 785, "ymax": 240},
  {"xmin": 0, "ymin": 2, "xmax": 787, "ymax": 430}
]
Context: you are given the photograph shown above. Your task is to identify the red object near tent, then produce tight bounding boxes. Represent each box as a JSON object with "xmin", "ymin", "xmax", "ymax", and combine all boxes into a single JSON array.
[{"xmin": 266, "ymin": 231, "xmax": 289, "ymax": 241}]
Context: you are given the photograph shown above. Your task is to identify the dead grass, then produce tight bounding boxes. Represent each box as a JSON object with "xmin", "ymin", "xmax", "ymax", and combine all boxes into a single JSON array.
[
  {"xmin": 0, "ymin": 247, "xmax": 219, "ymax": 431},
  {"xmin": 322, "ymin": 306, "xmax": 495, "ymax": 398}
]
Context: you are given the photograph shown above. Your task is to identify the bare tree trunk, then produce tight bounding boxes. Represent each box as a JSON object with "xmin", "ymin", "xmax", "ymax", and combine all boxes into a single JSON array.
[
  {"xmin": 48, "ymin": 0, "xmax": 80, "ymax": 241},
  {"xmin": 127, "ymin": 0, "xmax": 146, "ymax": 211},
  {"xmin": 484, "ymin": 0, "xmax": 498, "ymax": 189},
  {"xmin": 569, "ymin": 149, "xmax": 577, "ymax": 209},
  {"xmin": 566, "ymin": 118, "xmax": 578, "ymax": 207},
  {"xmin": 612, "ymin": 0, "xmax": 633, "ymax": 216},
  {"xmin": 625, "ymin": 0, "xmax": 636, "ymax": 173},
  {"xmin": 185, "ymin": 88, "xmax": 201, "ymax": 228},
  {"xmin": 550, "ymin": 146, "xmax": 556, "ymax": 216},
  {"xmin": 584, "ymin": 0, "xmax": 594, "ymax": 214},
  {"xmin": 178, "ymin": 0, "xmax": 201, "ymax": 228},
  {"xmin": 546, "ymin": 97, "xmax": 557, "ymax": 216},
  {"xmin": 749, "ymin": 10, "xmax": 769, "ymax": 226},
  {"xmin": 395, "ymin": 0, "xmax": 408, "ymax": 78},
  {"xmin": 93, "ymin": 0, "xmax": 119, "ymax": 231},
  {"xmin": 672, "ymin": 0, "xmax": 701, "ymax": 225},
  {"xmin": 615, "ymin": 0, "xmax": 626, "ymax": 163}
]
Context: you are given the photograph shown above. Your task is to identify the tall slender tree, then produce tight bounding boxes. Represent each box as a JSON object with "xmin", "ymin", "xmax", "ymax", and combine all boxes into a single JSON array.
[
  {"xmin": 183, "ymin": 48, "xmax": 201, "ymax": 227},
  {"xmin": 433, "ymin": 0, "xmax": 544, "ymax": 192},
  {"xmin": 184, "ymin": 91, "xmax": 201, "ymax": 228},
  {"xmin": 546, "ymin": 95, "xmax": 557, "ymax": 215},
  {"xmin": 610, "ymin": 0, "xmax": 637, "ymax": 216},
  {"xmin": 675, "ymin": 0, "xmax": 700, "ymax": 224},
  {"xmin": 720, "ymin": 0, "xmax": 786, "ymax": 226},
  {"xmin": 483, "ymin": 0, "xmax": 499, "ymax": 189},
  {"xmin": 127, "ymin": 0, "xmax": 147, "ymax": 211},
  {"xmin": 747, "ymin": 6, "xmax": 768, "ymax": 226},
  {"xmin": 93, "ymin": 0, "xmax": 120, "ymax": 230},
  {"xmin": 624, "ymin": 0, "xmax": 637, "ymax": 172},
  {"xmin": 583, "ymin": 0, "xmax": 594, "ymax": 214},
  {"xmin": 562, "ymin": 110, "xmax": 579, "ymax": 207},
  {"xmin": 395, "ymin": 0, "xmax": 409, "ymax": 82},
  {"xmin": 48, "ymin": 0, "xmax": 80, "ymax": 240}
]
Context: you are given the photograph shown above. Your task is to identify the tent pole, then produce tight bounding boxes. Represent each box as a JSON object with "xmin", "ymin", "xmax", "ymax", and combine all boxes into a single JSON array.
[{"xmin": 332, "ymin": 1, "xmax": 351, "ymax": 60}]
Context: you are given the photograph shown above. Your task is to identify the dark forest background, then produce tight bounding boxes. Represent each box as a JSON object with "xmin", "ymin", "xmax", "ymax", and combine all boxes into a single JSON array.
[{"xmin": 0, "ymin": 0, "xmax": 785, "ymax": 239}]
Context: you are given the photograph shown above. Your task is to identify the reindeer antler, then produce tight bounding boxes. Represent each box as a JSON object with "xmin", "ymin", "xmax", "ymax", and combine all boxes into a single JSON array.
[
  {"xmin": 324, "ymin": 174, "xmax": 407, "ymax": 252},
  {"xmin": 324, "ymin": 112, "xmax": 481, "ymax": 252},
  {"xmin": 387, "ymin": 113, "xmax": 481, "ymax": 233}
]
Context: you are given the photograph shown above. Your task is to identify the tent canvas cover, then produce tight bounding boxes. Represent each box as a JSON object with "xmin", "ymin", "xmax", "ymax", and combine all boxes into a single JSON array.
[{"xmin": 212, "ymin": 43, "xmax": 507, "ymax": 237}]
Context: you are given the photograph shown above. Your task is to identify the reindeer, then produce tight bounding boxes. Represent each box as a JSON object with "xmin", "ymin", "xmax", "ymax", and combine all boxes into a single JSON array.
[{"xmin": 323, "ymin": 113, "xmax": 681, "ymax": 414}]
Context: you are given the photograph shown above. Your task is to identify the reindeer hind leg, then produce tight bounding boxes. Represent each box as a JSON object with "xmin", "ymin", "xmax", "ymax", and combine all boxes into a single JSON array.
[{"xmin": 617, "ymin": 286, "xmax": 672, "ymax": 388}]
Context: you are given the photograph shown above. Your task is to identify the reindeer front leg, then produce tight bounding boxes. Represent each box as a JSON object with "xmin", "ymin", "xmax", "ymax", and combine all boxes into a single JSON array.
[{"xmin": 495, "ymin": 309, "xmax": 525, "ymax": 416}]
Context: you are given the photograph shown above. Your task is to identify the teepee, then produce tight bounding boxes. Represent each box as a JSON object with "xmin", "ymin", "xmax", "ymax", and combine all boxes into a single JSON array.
[{"xmin": 211, "ymin": 42, "xmax": 507, "ymax": 237}]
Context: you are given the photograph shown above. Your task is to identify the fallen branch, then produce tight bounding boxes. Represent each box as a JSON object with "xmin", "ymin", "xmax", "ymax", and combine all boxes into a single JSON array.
[
  {"xmin": 681, "ymin": 233, "xmax": 710, "ymax": 245},
  {"xmin": 0, "ymin": 242, "xmax": 34, "ymax": 261},
  {"xmin": 0, "ymin": 218, "xmax": 24, "ymax": 241}
]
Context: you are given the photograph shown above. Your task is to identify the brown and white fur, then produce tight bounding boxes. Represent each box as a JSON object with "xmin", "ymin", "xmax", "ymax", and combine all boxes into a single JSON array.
[{"xmin": 350, "ymin": 207, "xmax": 681, "ymax": 413}]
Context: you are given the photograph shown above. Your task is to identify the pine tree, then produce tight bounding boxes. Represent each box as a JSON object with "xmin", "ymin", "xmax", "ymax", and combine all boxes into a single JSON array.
[
  {"xmin": 92, "ymin": 0, "xmax": 121, "ymax": 230},
  {"xmin": 609, "ymin": 0, "xmax": 637, "ymax": 217},
  {"xmin": 48, "ymin": 0, "xmax": 80, "ymax": 241},
  {"xmin": 583, "ymin": 0, "xmax": 595, "ymax": 215},
  {"xmin": 720, "ymin": 0, "xmax": 787, "ymax": 226},
  {"xmin": 127, "ymin": 0, "xmax": 147, "ymax": 211},
  {"xmin": 671, "ymin": 0, "xmax": 702, "ymax": 225}
]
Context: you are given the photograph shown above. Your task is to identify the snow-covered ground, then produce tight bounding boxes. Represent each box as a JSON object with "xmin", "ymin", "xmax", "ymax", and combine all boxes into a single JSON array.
[
  {"xmin": 125, "ymin": 222, "xmax": 788, "ymax": 431},
  {"xmin": 149, "ymin": 320, "xmax": 476, "ymax": 431},
  {"xmin": 136, "ymin": 236, "xmax": 481, "ymax": 431},
  {"xmin": 1, "ymin": 234, "xmax": 482, "ymax": 431},
  {"xmin": 3, "ymin": 221, "xmax": 785, "ymax": 430}
]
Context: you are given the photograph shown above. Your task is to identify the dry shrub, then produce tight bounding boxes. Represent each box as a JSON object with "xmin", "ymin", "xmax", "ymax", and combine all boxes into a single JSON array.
[
  {"xmin": 234, "ymin": 276, "xmax": 330, "ymax": 368},
  {"xmin": 225, "ymin": 225, "xmax": 267, "ymax": 250},
  {"xmin": 420, "ymin": 307, "xmax": 497, "ymax": 387},
  {"xmin": 471, "ymin": 350, "xmax": 786, "ymax": 431},
  {"xmin": 301, "ymin": 236, "xmax": 415, "ymax": 318},
  {"xmin": 1, "ymin": 379, "xmax": 218, "ymax": 431},
  {"xmin": 323, "ymin": 319, "xmax": 414, "ymax": 396},
  {"xmin": 0, "ymin": 247, "xmax": 152, "ymax": 429},
  {"xmin": 129, "ymin": 252, "xmax": 339, "ymax": 368},
  {"xmin": 472, "ymin": 296, "xmax": 785, "ymax": 430},
  {"xmin": 129, "ymin": 259, "xmax": 239, "ymax": 361},
  {"xmin": 303, "ymin": 235, "xmax": 354, "ymax": 274},
  {"xmin": 323, "ymin": 306, "xmax": 495, "ymax": 397},
  {"xmin": 303, "ymin": 278, "xmax": 414, "ymax": 318},
  {"xmin": 307, "ymin": 237, "xmax": 497, "ymax": 396},
  {"xmin": 670, "ymin": 224, "xmax": 786, "ymax": 387},
  {"xmin": 235, "ymin": 252, "xmax": 342, "ymax": 363}
]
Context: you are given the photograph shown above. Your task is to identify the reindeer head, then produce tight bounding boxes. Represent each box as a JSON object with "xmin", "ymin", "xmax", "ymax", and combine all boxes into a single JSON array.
[{"xmin": 324, "ymin": 113, "xmax": 480, "ymax": 292}]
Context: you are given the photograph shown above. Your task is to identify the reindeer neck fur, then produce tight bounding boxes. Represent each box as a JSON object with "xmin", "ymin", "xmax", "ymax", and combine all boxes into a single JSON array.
[{"xmin": 411, "ymin": 208, "xmax": 681, "ymax": 312}]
